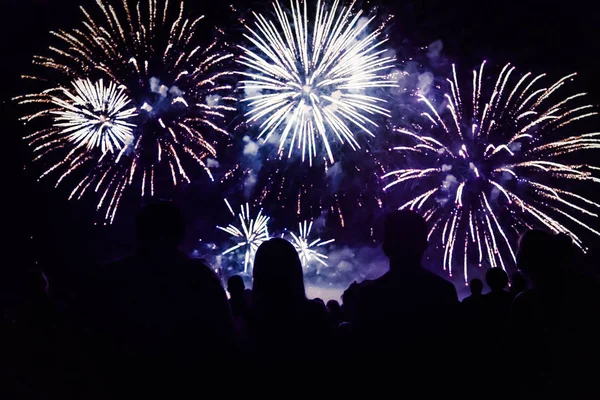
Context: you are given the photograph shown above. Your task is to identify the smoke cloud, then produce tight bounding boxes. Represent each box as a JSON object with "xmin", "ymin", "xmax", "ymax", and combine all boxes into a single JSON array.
[
  {"xmin": 243, "ymin": 135, "xmax": 260, "ymax": 156},
  {"xmin": 206, "ymin": 158, "xmax": 220, "ymax": 168},
  {"xmin": 417, "ymin": 71, "xmax": 434, "ymax": 96},
  {"xmin": 243, "ymin": 171, "xmax": 257, "ymax": 199},
  {"xmin": 205, "ymin": 94, "xmax": 221, "ymax": 106},
  {"xmin": 427, "ymin": 40, "xmax": 444, "ymax": 62}
]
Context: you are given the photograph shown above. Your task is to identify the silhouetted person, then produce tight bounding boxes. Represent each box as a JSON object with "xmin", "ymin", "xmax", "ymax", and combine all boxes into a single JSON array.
[
  {"xmin": 462, "ymin": 278, "xmax": 484, "ymax": 324},
  {"xmin": 478, "ymin": 267, "xmax": 513, "ymax": 394},
  {"xmin": 333, "ymin": 281, "xmax": 362, "ymax": 355},
  {"xmin": 482, "ymin": 268, "xmax": 512, "ymax": 328},
  {"xmin": 347, "ymin": 211, "xmax": 459, "ymax": 393},
  {"xmin": 326, "ymin": 299, "xmax": 343, "ymax": 326},
  {"xmin": 15, "ymin": 270, "xmax": 56, "ymax": 394},
  {"xmin": 510, "ymin": 272, "xmax": 527, "ymax": 299},
  {"xmin": 78, "ymin": 201, "xmax": 236, "ymax": 398},
  {"xmin": 313, "ymin": 297, "xmax": 325, "ymax": 306},
  {"xmin": 509, "ymin": 230, "xmax": 600, "ymax": 398},
  {"xmin": 463, "ymin": 278, "xmax": 483, "ymax": 304},
  {"xmin": 227, "ymin": 275, "xmax": 248, "ymax": 318},
  {"xmin": 249, "ymin": 238, "xmax": 331, "ymax": 367},
  {"xmin": 340, "ymin": 281, "xmax": 361, "ymax": 323},
  {"xmin": 227, "ymin": 274, "xmax": 251, "ymax": 342},
  {"xmin": 6, "ymin": 269, "xmax": 80, "ymax": 399}
]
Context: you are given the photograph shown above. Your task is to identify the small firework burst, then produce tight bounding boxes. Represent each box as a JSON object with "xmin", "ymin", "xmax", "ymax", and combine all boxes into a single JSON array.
[
  {"xmin": 289, "ymin": 220, "xmax": 335, "ymax": 267},
  {"xmin": 217, "ymin": 199, "xmax": 270, "ymax": 274}
]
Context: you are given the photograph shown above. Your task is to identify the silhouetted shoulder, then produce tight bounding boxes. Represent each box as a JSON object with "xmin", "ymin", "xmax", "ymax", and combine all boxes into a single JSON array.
[
  {"xmin": 424, "ymin": 269, "xmax": 459, "ymax": 299},
  {"xmin": 306, "ymin": 297, "xmax": 330, "ymax": 320}
]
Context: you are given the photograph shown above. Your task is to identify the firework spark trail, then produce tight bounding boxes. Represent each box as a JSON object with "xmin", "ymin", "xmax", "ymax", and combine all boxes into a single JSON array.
[
  {"xmin": 238, "ymin": 0, "xmax": 396, "ymax": 165},
  {"xmin": 288, "ymin": 220, "xmax": 335, "ymax": 267},
  {"xmin": 217, "ymin": 200, "xmax": 270, "ymax": 274},
  {"xmin": 15, "ymin": 0, "xmax": 235, "ymax": 222},
  {"xmin": 383, "ymin": 62, "xmax": 600, "ymax": 283}
]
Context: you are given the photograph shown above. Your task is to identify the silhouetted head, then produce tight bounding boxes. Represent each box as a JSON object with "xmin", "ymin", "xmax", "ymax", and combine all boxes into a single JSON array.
[
  {"xmin": 252, "ymin": 238, "xmax": 306, "ymax": 310},
  {"xmin": 227, "ymin": 275, "xmax": 245, "ymax": 297},
  {"xmin": 485, "ymin": 268, "xmax": 509, "ymax": 292},
  {"xmin": 469, "ymin": 278, "xmax": 483, "ymax": 296},
  {"xmin": 135, "ymin": 200, "xmax": 185, "ymax": 251},
  {"xmin": 326, "ymin": 299, "xmax": 341, "ymax": 315},
  {"xmin": 517, "ymin": 230, "xmax": 557, "ymax": 279},
  {"xmin": 382, "ymin": 210, "xmax": 428, "ymax": 267},
  {"xmin": 341, "ymin": 281, "xmax": 362, "ymax": 321}
]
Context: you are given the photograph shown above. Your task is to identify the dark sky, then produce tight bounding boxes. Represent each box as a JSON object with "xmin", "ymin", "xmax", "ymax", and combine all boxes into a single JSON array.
[{"xmin": 1, "ymin": 0, "xmax": 599, "ymax": 293}]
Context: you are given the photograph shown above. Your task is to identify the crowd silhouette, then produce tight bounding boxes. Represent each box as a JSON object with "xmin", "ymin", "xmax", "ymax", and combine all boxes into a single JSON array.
[{"xmin": 1, "ymin": 200, "xmax": 599, "ymax": 398}]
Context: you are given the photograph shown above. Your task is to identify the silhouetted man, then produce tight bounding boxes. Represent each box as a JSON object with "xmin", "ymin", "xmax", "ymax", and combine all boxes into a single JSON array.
[
  {"xmin": 509, "ymin": 230, "xmax": 600, "ymax": 398},
  {"xmin": 462, "ymin": 278, "xmax": 484, "ymax": 321},
  {"xmin": 79, "ymin": 201, "xmax": 236, "ymax": 397},
  {"xmin": 482, "ymin": 268, "xmax": 512, "ymax": 329},
  {"xmin": 227, "ymin": 275, "xmax": 249, "ymax": 319},
  {"xmin": 463, "ymin": 278, "xmax": 484, "ymax": 304},
  {"xmin": 348, "ymin": 211, "xmax": 459, "ymax": 393}
]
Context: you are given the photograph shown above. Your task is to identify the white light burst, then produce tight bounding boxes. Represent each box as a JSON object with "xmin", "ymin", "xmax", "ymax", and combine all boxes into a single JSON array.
[
  {"xmin": 238, "ymin": 0, "xmax": 396, "ymax": 165},
  {"xmin": 51, "ymin": 78, "xmax": 137, "ymax": 154},
  {"xmin": 217, "ymin": 200, "xmax": 270, "ymax": 273},
  {"xmin": 289, "ymin": 220, "xmax": 335, "ymax": 267},
  {"xmin": 383, "ymin": 62, "xmax": 600, "ymax": 284}
]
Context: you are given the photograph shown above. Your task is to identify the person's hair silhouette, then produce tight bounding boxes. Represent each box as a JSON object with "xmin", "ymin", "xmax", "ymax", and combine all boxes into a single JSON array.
[
  {"xmin": 469, "ymin": 278, "xmax": 483, "ymax": 296},
  {"xmin": 485, "ymin": 268, "xmax": 509, "ymax": 292},
  {"xmin": 382, "ymin": 210, "xmax": 428, "ymax": 268},
  {"xmin": 135, "ymin": 200, "xmax": 185, "ymax": 251},
  {"xmin": 517, "ymin": 230, "xmax": 557, "ymax": 283},
  {"xmin": 227, "ymin": 275, "xmax": 245, "ymax": 297},
  {"xmin": 252, "ymin": 238, "xmax": 306, "ymax": 308},
  {"xmin": 250, "ymin": 238, "xmax": 332, "ymax": 364}
]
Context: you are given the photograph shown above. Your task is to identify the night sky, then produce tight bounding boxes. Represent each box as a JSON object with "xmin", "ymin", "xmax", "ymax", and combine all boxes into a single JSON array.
[{"xmin": 2, "ymin": 0, "xmax": 599, "ymax": 301}]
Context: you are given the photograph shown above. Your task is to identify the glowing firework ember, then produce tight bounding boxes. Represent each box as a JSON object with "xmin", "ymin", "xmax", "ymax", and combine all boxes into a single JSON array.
[
  {"xmin": 16, "ymin": 0, "xmax": 235, "ymax": 222},
  {"xmin": 383, "ymin": 62, "xmax": 600, "ymax": 283},
  {"xmin": 217, "ymin": 200, "xmax": 270, "ymax": 274},
  {"xmin": 238, "ymin": 0, "xmax": 396, "ymax": 165},
  {"xmin": 289, "ymin": 220, "xmax": 335, "ymax": 267}
]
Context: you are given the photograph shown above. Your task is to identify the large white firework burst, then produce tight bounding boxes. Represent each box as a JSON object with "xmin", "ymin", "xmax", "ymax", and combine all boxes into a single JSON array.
[
  {"xmin": 51, "ymin": 79, "xmax": 137, "ymax": 154},
  {"xmin": 383, "ymin": 62, "xmax": 600, "ymax": 283},
  {"xmin": 217, "ymin": 200, "xmax": 271, "ymax": 274},
  {"xmin": 289, "ymin": 220, "xmax": 335, "ymax": 267},
  {"xmin": 238, "ymin": 0, "xmax": 396, "ymax": 165}
]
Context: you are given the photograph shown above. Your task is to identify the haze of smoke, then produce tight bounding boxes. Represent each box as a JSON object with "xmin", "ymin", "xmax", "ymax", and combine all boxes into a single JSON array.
[{"xmin": 243, "ymin": 135, "xmax": 259, "ymax": 156}]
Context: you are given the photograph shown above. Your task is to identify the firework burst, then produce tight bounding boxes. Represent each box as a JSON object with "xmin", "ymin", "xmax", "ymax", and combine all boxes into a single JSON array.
[
  {"xmin": 238, "ymin": 0, "xmax": 396, "ymax": 165},
  {"xmin": 288, "ymin": 220, "xmax": 335, "ymax": 267},
  {"xmin": 383, "ymin": 62, "xmax": 600, "ymax": 283},
  {"xmin": 15, "ymin": 0, "xmax": 236, "ymax": 222},
  {"xmin": 217, "ymin": 199, "xmax": 271, "ymax": 274},
  {"xmin": 49, "ymin": 78, "xmax": 137, "ymax": 153}
]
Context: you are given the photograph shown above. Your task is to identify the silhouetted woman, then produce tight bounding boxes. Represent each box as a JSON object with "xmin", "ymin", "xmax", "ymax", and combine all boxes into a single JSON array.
[{"xmin": 249, "ymin": 238, "xmax": 331, "ymax": 365}]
